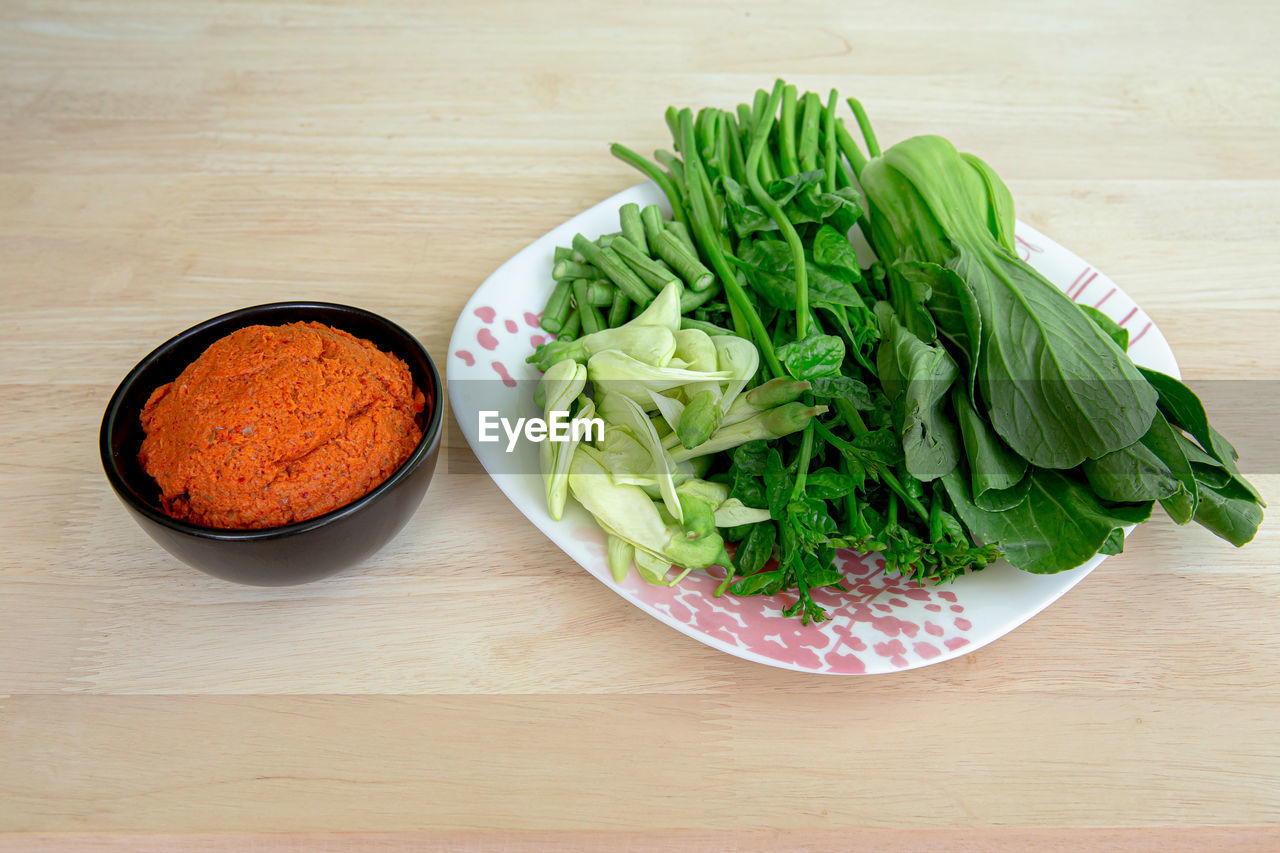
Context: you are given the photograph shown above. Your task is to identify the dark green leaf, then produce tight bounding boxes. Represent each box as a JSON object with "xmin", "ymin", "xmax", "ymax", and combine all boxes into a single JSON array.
[
  {"xmin": 808, "ymin": 375, "xmax": 872, "ymax": 408},
  {"xmin": 1079, "ymin": 304, "xmax": 1129, "ymax": 350},
  {"xmin": 1193, "ymin": 478, "xmax": 1264, "ymax": 547},
  {"xmin": 729, "ymin": 569, "xmax": 783, "ymax": 597},
  {"xmin": 953, "ymin": 386, "xmax": 1026, "ymax": 502},
  {"xmin": 942, "ymin": 467, "xmax": 1152, "ymax": 574},
  {"xmin": 1084, "ymin": 441, "xmax": 1181, "ymax": 503},
  {"xmin": 1140, "ymin": 412, "xmax": 1199, "ymax": 525},
  {"xmin": 960, "ymin": 152, "xmax": 1017, "ymax": 254},
  {"xmin": 1138, "ymin": 368, "xmax": 1263, "ymax": 504},
  {"xmin": 730, "ymin": 469, "xmax": 767, "ymax": 509},
  {"xmin": 734, "ymin": 522, "xmax": 777, "ymax": 574},
  {"xmin": 731, "ymin": 440, "xmax": 770, "ymax": 476},
  {"xmin": 764, "ymin": 449, "xmax": 793, "ymax": 519},
  {"xmin": 805, "ymin": 468, "xmax": 861, "ymax": 500},
  {"xmin": 811, "ymin": 225, "xmax": 863, "ymax": 284},
  {"xmin": 1098, "ymin": 528, "xmax": 1126, "ymax": 555},
  {"xmin": 777, "ymin": 333, "xmax": 845, "ymax": 379},
  {"xmin": 886, "ymin": 261, "xmax": 939, "ymax": 344},
  {"xmin": 876, "ymin": 305, "xmax": 961, "ymax": 481},
  {"xmin": 950, "ymin": 244, "xmax": 1158, "ymax": 470}
]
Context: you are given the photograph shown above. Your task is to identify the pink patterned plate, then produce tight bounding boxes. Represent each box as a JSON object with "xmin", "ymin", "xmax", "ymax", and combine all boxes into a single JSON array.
[{"xmin": 447, "ymin": 182, "xmax": 1180, "ymax": 674}]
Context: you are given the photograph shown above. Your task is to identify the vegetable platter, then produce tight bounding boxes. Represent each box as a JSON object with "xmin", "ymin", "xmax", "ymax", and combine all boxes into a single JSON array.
[{"xmin": 448, "ymin": 81, "xmax": 1263, "ymax": 674}]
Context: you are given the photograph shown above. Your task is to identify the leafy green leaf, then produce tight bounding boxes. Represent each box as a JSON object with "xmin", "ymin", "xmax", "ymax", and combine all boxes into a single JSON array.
[
  {"xmin": 1098, "ymin": 528, "xmax": 1126, "ymax": 555},
  {"xmin": 950, "ymin": 244, "xmax": 1159, "ymax": 470},
  {"xmin": 732, "ymin": 240, "xmax": 867, "ymax": 312},
  {"xmin": 960, "ymin": 151, "xmax": 1017, "ymax": 254},
  {"xmin": 1193, "ymin": 478, "xmax": 1264, "ymax": 547},
  {"xmin": 877, "ymin": 305, "xmax": 961, "ymax": 481},
  {"xmin": 952, "ymin": 387, "xmax": 1026, "ymax": 503},
  {"xmin": 1079, "ymin": 304, "xmax": 1129, "ymax": 350},
  {"xmin": 885, "ymin": 261, "xmax": 939, "ymax": 344},
  {"xmin": 734, "ymin": 521, "xmax": 777, "ymax": 575},
  {"xmin": 1138, "ymin": 367, "xmax": 1264, "ymax": 505},
  {"xmin": 942, "ymin": 466, "xmax": 1152, "ymax": 574},
  {"xmin": 811, "ymin": 225, "xmax": 863, "ymax": 284},
  {"xmin": 908, "ymin": 260, "xmax": 982, "ymax": 388},
  {"xmin": 808, "ymin": 374, "xmax": 872, "ymax": 408},
  {"xmin": 1083, "ymin": 441, "xmax": 1181, "ymax": 503},
  {"xmin": 777, "ymin": 333, "xmax": 845, "ymax": 379},
  {"xmin": 729, "ymin": 568, "xmax": 783, "ymax": 596},
  {"xmin": 764, "ymin": 449, "xmax": 793, "ymax": 519},
  {"xmin": 1139, "ymin": 412, "xmax": 1199, "ymax": 525},
  {"xmin": 731, "ymin": 440, "xmax": 769, "ymax": 476},
  {"xmin": 804, "ymin": 468, "xmax": 861, "ymax": 500}
]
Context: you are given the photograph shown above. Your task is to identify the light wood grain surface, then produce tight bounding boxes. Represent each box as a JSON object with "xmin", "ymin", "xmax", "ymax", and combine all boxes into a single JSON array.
[{"xmin": 2, "ymin": 0, "xmax": 1278, "ymax": 848}]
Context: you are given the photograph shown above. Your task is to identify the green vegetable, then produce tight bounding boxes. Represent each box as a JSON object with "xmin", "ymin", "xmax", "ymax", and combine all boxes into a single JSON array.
[
  {"xmin": 572, "ymin": 280, "xmax": 606, "ymax": 335},
  {"xmin": 652, "ymin": 229, "xmax": 714, "ymax": 291},
  {"xmin": 540, "ymin": 279, "xmax": 573, "ymax": 335},
  {"xmin": 572, "ymin": 233, "xmax": 655, "ymax": 307},
  {"xmin": 612, "ymin": 235, "xmax": 680, "ymax": 291},
  {"xmin": 860, "ymin": 135, "xmax": 1158, "ymax": 469},
  {"xmin": 527, "ymin": 79, "xmax": 1262, "ymax": 623},
  {"xmin": 619, "ymin": 202, "xmax": 648, "ymax": 255},
  {"xmin": 538, "ymin": 360, "xmax": 589, "ymax": 521},
  {"xmin": 943, "ymin": 467, "xmax": 1152, "ymax": 574}
]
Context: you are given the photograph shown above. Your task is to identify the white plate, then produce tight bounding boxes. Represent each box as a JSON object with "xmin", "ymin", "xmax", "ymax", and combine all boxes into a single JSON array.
[{"xmin": 447, "ymin": 182, "xmax": 1180, "ymax": 674}]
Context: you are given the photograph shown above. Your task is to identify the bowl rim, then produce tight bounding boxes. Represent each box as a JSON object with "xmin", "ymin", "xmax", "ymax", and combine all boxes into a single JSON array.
[{"xmin": 99, "ymin": 300, "xmax": 444, "ymax": 542}]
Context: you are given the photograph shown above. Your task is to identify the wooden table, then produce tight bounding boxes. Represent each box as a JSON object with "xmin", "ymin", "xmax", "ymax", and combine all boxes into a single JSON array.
[{"xmin": 2, "ymin": 1, "xmax": 1277, "ymax": 849}]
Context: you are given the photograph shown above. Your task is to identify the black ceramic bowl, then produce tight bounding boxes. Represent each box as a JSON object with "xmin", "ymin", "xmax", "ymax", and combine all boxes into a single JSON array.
[{"xmin": 100, "ymin": 302, "xmax": 443, "ymax": 586}]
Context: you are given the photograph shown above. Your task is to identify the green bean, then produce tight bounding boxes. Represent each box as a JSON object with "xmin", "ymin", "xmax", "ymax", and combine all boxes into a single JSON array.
[
  {"xmin": 572, "ymin": 233, "xmax": 653, "ymax": 306},
  {"xmin": 679, "ymin": 278, "xmax": 722, "ymax": 313},
  {"xmin": 653, "ymin": 149, "xmax": 686, "ymax": 188},
  {"xmin": 822, "ymin": 88, "xmax": 840, "ymax": 192},
  {"xmin": 618, "ymin": 202, "xmax": 647, "ymax": 255},
  {"xmin": 611, "ymin": 234, "xmax": 679, "ymax": 291},
  {"xmin": 724, "ymin": 111, "xmax": 747, "ymax": 185},
  {"xmin": 835, "ymin": 118, "xmax": 868, "ymax": 178},
  {"xmin": 585, "ymin": 279, "xmax": 615, "ymax": 306},
  {"xmin": 653, "ymin": 229, "xmax": 714, "ymax": 291},
  {"xmin": 607, "ymin": 288, "xmax": 631, "ymax": 328},
  {"xmin": 540, "ymin": 279, "xmax": 573, "ymax": 335},
  {"xmin": 552, "ymin": 260, "xmax": 603, "ymax": 282},
  {"xmin": 572, "ymin": 280, "xmax": 606, "ymax": 335},
  {"xmin": 557, "ymin": 306, "xmax": 581, "ymax": 340},
  {"xmin": 640, "ymin": 204, "xmax": 666, "ymax": 248},
  {"xmin": 665, "ymin": 220, "xmax": 697, "ymax": 256}
]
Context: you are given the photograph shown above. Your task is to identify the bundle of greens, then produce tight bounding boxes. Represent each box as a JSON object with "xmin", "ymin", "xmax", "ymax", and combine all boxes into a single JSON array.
[{"xmin": 529, "ymin": 79, "xmax": 1264, "ymax": 623}]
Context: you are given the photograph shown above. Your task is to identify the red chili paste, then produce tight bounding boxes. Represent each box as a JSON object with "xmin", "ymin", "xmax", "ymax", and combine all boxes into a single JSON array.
[{"xmin": 138, "ymin": 322, "xmax": 424, "ymax": 529}]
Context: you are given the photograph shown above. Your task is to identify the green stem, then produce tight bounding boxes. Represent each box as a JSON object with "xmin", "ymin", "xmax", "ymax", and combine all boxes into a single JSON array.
[
  {"xmin": 813, "ymin": 419, "xmax": 929, "ymax": 522},
  {"xmin": 834, "ymin": 119, "xmax": 868, "ymax": 179},
  {"xmin": 779, "ymin": 84, "xmax": 799, "ymax": 177},
  {"xmin": 797, "ymin": 92, "xmax": 822, "ymax": 172},
  {"xmin": 846, "ymin": 97, "xmax": 880, "ymax": 158},
  {"xmin": 724, "ymin": 111, "xmax": 747, "ymax": 182},
  {"xmin": 609, "ymin": 143, "xmax": 688, "ymax": 228},
  {"xmin": 745, "ymin": 80, "xmax": 810, "ymax": 340},
  {"xmin": 676, "ymin": 110, "xmax": 783, "ymax": 378},
  {"xmin": 789, "ymin": 423, "xmax": 815, "ymax": 502},
  {"xmin": 822, "ymin": 89, "xmax": 839, "ymax": 193}
]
